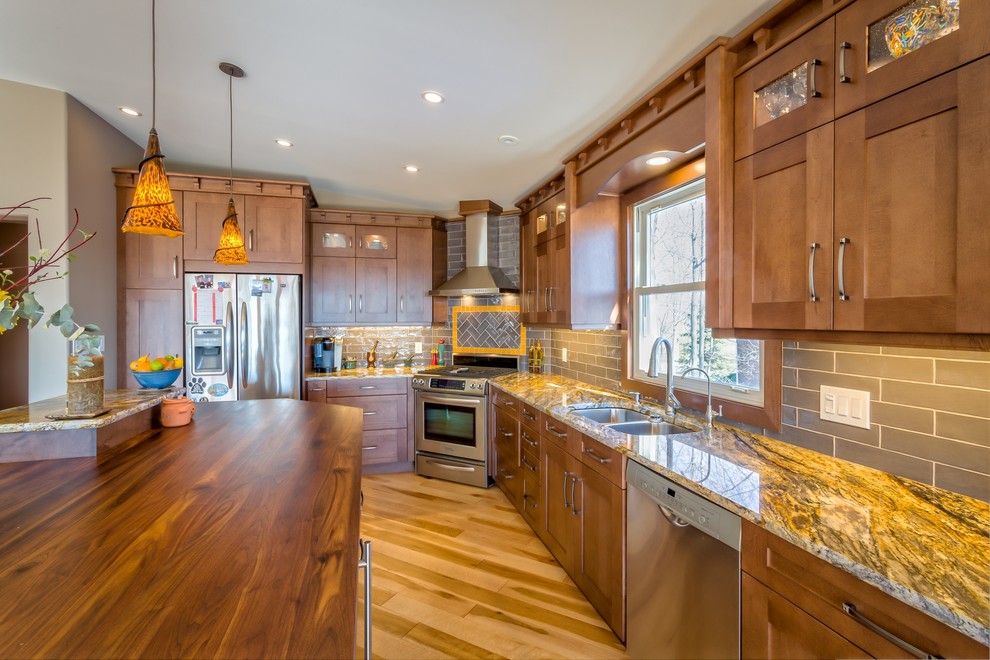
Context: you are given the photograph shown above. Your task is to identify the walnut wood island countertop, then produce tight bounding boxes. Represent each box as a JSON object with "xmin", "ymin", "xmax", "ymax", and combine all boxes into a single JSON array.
[{"xmin": 0, "ymin": 399, "xmax": 364, "ymax": 659}]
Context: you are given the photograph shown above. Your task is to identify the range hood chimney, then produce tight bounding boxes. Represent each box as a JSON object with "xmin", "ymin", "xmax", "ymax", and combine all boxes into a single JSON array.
[{"xmin": 430, "ymin": 199, "xmax": 519, "ymax": 296}]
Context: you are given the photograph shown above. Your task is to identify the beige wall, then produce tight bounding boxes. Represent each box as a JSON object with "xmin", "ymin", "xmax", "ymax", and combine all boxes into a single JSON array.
[
  {"xmin": 66, "ymin": 96, "xmax": 142, "ymax": 388},
  {"xmin": 0, "ymin": 79, "xmax": 69, "ymax": 401},
  {"xmin": 1, "ymin": 79, "xmax": 139, "ymax": 400}
]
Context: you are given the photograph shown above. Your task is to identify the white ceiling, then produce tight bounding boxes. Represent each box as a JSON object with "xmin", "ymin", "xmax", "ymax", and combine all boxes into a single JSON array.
[{"xmin": 0, "ymin": 0, "xmax": 775, "ymax": 218}]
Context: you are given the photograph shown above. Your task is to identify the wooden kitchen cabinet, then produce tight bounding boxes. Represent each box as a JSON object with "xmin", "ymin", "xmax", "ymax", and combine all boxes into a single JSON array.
[
  {"xmin": 492, "ymin": 404, "xmax": 522, "ymax": 509},
  {"xmin": 741, "ymin": 520, "xmax": 988, "ymax": 659},
  {"xmin": 726, "ymin": 1, "xmax": 990, "ymax": 340},
  {"xmin": 308, "ymin": 377, "xmax": 411, "ymax": 468},
  {"xmin": 306, "ymin": 210, "xmax": 445, "ymax": 326},
  {"xmin": 182, "ymin": 191, "xmax": 236, "ymax": 261},
  {"xmin": 121, "ymin": 230, "xmax": 183, "ymax": 290},
  {"xmin": 183, "ymin": 191, "xmax": 304, "ymax": 264},
  {"xmin": 121, "ymin": 289, "xmax": 184, "ymax": 388},
  {"xmin": 516, "ymin": 178, "xmax": 621, "ymax": 329}
]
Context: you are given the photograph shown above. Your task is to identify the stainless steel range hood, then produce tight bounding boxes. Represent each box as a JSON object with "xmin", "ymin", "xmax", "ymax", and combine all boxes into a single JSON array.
[{"xmin": 431, "ymin": 200, "xmax": 519, "ymax": 296}]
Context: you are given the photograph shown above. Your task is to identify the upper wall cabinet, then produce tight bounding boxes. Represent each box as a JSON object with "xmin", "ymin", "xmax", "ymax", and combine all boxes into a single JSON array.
[{"xmin": 724, "ymin": 0, "xmax": 990, "ymax": 344}]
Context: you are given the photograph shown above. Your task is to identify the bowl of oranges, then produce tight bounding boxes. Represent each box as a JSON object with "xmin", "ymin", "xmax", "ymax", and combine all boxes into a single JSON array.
[{"xmin": 130, "ymin": 354, "xmax": 183, "ymax": 389}]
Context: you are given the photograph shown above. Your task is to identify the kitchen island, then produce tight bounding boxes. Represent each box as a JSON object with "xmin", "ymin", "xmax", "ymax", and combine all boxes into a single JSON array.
[{"xmin": 0, "ymin": 399, "xmax": 364, "ymax": 659}]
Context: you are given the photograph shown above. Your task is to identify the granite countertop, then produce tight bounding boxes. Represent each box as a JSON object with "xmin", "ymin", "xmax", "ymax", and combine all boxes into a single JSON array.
[
  {"xmin": 491, "ymin": 372, "xmax": 990, "ymax": 646},
  {"xmin": 0, "ymin": 388, "xmax": 184, "ymax": 434},
  {"xmin": 304, "ymin": 366, "xmax": 425, "ymax": 380}
]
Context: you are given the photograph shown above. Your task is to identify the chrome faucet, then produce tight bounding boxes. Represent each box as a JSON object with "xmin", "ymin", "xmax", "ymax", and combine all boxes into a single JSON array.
[
  {"xmin": 681, "ymin": 367, "xmax": 723, "ymax": 427},
  {"xmin": 647, "ymin": 337, "xmax": 680, "ymax": 416}
]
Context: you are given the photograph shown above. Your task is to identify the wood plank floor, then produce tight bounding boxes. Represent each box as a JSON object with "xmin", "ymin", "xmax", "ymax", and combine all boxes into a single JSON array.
[{"xmin": 357, "ymin": 472, "xmax": 629, "ymax": 659}]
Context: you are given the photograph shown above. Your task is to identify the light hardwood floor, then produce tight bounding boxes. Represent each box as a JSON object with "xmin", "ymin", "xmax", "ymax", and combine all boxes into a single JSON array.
[{"xmin": 357, "ymin": 472, "xmax": 629, "ymax": 659}]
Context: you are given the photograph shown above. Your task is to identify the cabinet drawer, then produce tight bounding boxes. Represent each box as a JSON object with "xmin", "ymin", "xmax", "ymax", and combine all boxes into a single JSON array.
[
  {"xmin": 519, "ymin": 401, "xmax": 540, "ymax": 428},
  {"xmin": 520, "ymin": 443, "xmax": 540, "ymax": 481},
  {"xmin": 493, "ymin": 407, "xmax": 519, "ymax": 447},
  {"xmin": 328, "ymin": 394, "xmax": 406, "ymax": 431},
  {"xmin": 491, "ymin": 388, "xmax": 521, "ymax": 414},
  {"xmin": 541, "ymin": 415, "xmax": 580, "ymax": 455},
  {"xmin": 578, "ymin": 433, "xmax": 624, "ymax": 487},
  {"xmin": 305, "ymin": 379, "xmax": 328, "ymax": 403},
  {"xmin": 741, "ymin": 520, "xmax": 986, "ymax": 659},
  {"xmin": 327, "ymin": 377, "xmax": 407, "ymax": 396},
  {"xmin": 361, "ymin": 429, "xmax": 401, "ymax": 465},
  {"xmin": 519, "ymin": 423, "xmax": 541, "ymax": 456}
]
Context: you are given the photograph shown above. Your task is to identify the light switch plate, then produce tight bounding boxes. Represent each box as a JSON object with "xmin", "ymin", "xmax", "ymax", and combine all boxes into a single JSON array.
[
  {"xmin": 561, "ymin": 348, "xmax": 568, "ymax": 363},
  {"xmin": 414, "ymin": 342, "xmax": 422, "ymax": 354},
  {"xmin": 820, "ymin": 385, "xmax": 871, "ymax": 429}
]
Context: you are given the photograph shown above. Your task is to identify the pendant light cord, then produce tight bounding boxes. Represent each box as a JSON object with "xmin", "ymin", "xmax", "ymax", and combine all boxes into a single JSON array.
[
  {"xmin": 229, "ymin": 71, "xmax": 234, "ymax": 190},
  {"xmin": 151, "ymin": 0, "xmax": 157, "ymax": 129}
]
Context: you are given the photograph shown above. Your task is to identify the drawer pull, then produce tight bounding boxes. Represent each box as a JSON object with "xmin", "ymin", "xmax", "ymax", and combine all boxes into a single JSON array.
[
  {"xmin": 570, "ymin": 476, "xmax": 581, "ymax": 516},
  {"xmin": 310, "ymin": 387, "xmax": 325, "ymax": 392},
  {"xmin": 359, "ymin": 385, "xmax": 378, "ymax": 390},
  {"xmin": 499, "ymin": 430, "xmax": 514, "ymax": 437},
  {"xmin": 583, "ymin": 448, "xmax": 609, "ymax": 464},
  {"xmin": 521, "ymin": 432, "xmax": 538, "ymax": 447},
  {"xmin": 502, "ymin": 399, "xmax": 514, "ymax": 408},
  {"xmin": 521, "ymin": 457, "xmax": 537, "ymax": 472},
  {"xmin": 545, "ymin": 423, "xmax": 567, "ymax": 438},
  {"xmin": 362, "ymin": 411, "xmax": 377, "ymax": 416},
  {"xmin": 498, "ymin": 469, "xmax": 514, "ymax": 480},
  {"xmin": 521, "ymin": 409, "xmax": 536, "ymax": 421},
  {"xmin": 842, "ymin": 603, "xmax": 934, "ymax": 659},
  {"xmin": 362, "ymin": 445, "xmax": 379, "ymax": 451}
]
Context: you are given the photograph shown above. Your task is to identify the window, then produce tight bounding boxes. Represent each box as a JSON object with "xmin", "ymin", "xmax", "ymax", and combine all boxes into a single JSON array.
[{"xmin": 631, "ymin": 178, "xmax": 764, "ymax": 406}]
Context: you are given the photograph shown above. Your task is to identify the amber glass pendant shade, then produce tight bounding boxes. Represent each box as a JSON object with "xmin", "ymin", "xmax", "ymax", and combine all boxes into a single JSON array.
[
  {"xmin": 213, "ymin": 197, "xmax": 249, "ymax": 265},
  {"xmin": 120, "ymin": 128, "xmax": 183, "ymax": 237}
]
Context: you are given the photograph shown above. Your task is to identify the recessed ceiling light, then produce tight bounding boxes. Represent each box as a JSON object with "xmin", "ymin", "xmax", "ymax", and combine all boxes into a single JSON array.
[
  {"xmin": 695, "ymin": 160, "xmax": 706, "ymax": 173},
  {"xmin": 275, "ymin": 138, "xmax": 293, "ymax": 148},
  {"xmin": 421, "ymin": 91, "xmax": 445, "ymax": 104},
  {"xmin": 119, "ymin": 106, "xmax": 142, "ymax": 117},
  {"xmin": 404, "ymin": 165, "xmax": 420, "ymax": 173},
  {"xmin": 498, "ymin": 135, "xmax": 519, "ymax": 146},
  {"xmin": 646, "ymin": 155, "xmax": 672, "ymax": 166}
]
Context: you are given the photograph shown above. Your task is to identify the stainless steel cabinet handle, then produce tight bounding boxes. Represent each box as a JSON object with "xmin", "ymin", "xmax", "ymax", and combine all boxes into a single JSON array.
[
  {"xmin": 357, "ymin": 539, "xmax": 372, "ymax": 660},
  {"xmin": 808, "ymin": 242, "xmax": 820, "ymax": 302},
  {"xmin": 348, "ymin": 237, "xmax": 353, "ymax": 248},
  {"xmin": 521, "ymin": 409, "xmax": 536, "ymax": 421},
  {"xmin": 808, "ymin": 58, "xmax": 822, "ymax": 98},
  {"xmin": 362, "ymin": 445, "xmax": 378, "ymax": 451},
  {"xmin": 545, "ymin": 423, "xmax": 567, "ymax": 438},
  {"xmin": 172, "ymin": 255, "xmax": 178, "ymax": 279},
  {"xmin": 310, "ymin": 386, "xmax": 326, "ymax": 392},
  {"xmin": 548, "ymin": 286, "xmax": 555, "ymax": 312},
  {"xmin": 502, "ymin": 399, "xmax": 514, "ymax": 408},
  {"xmin": 358, "ymin": 238, "xmax": 363, "ymax": 248},
  {"xmin": 570, "ymin": 476, "xmax": 581, "ymax": 516},
  {"xmin": 563, "ymin": 472, "xmax": 573, "ymax": 508},
  {"xmin": 362, "ymin": 411, "xmax": 377, "ymax": 416},
  {"xmin": 399, "ymin": 296, "xmax": 404, "ymax": 313},
  {"xmin": 499, "ymin": 468, "xmax": 514, "ymax": 480},
  {"xmin": 348, "ymin": 294, "xmax": 353, "ymax": 313},
  {"xmin": 544, "ymin": 287, "xmax": 550, "ymax": 312},
  {"xmin": 358, "ymin": 295, "xmax": 363, "ymax": 313},
  {"xmin": 838, "ymin": 42, "xmax": 851, "ymax": 83},
  {"xmin": 583, "ymin": 448, "xmax": 609, "ymax": 464},
  {"xmin": 842, "ymin": 603, "xmax": 932, "ymax": 659},
  {"xmin": 838, "ymin": 237, "xmax": 850, "ymax": 301},
  {"xmin": 521, "ymin": 431, "xmax": 538, "ymax": 447},
  {"xmin": 499, "ymin": 429, "xmax": 514, "ymax": 437},
  {"xmin": 521, "ymin": 456, "xmax": 537, "ymax": 472},
  {"xmin": 359, "ymin": 385, "xmax": 377, "ymax": 390},
  {"xmin": 248, "ymin": 229, "xmax": 254, "ymax": 251}
]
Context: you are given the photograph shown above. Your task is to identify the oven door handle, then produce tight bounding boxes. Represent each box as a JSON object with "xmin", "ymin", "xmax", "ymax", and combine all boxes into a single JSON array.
[{"xmin": 417, "ymin": 394, "xmax": 484, "ymax": 407}]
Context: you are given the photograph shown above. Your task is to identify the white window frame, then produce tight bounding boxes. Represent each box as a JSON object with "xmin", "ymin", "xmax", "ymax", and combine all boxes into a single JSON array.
[{"xmin": 631, "ymin": 178, "xmax": 764, "ymax": 407}]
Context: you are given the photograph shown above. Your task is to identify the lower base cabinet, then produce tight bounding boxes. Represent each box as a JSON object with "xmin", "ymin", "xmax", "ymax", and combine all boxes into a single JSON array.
[
  {"xmin": 741, "ymin": 520, "xmax": 987, "ymax": 659},
  {"xmin": 305, "ymin": 377, "xmax": 412, "ymax": 469},
  {"xmin": 490, "ymin": 391, "xmax": 626, "ymax": 642}
]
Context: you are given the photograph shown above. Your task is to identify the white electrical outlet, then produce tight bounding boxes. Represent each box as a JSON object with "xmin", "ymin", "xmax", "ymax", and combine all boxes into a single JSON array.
[
  {"xmin": 561, "ymin": 348, "xmax": 568, "ymax": 363},
  {"xmin": 820, "ymin": 385, "xmax": 871, "ymax": 429},
  {"xmin": 414, "ymin": 342, "xmax": 422, "ymax": 354}
]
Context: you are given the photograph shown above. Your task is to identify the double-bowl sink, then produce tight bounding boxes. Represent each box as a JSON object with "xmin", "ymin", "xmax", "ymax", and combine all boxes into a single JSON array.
[{"xmin": 569, "ymin": 406, "xmax": 693, "ymax": 437}]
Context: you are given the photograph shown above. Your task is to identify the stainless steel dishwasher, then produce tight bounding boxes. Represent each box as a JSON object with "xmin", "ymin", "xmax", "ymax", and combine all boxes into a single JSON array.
[{"xmin": 626, "ymin": 460, "xmax": 742, "ymax": 659}]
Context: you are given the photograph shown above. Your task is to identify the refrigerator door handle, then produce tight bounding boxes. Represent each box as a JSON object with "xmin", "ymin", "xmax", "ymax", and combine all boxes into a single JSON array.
[
  {"xmin": 240, "ymin": 301, "xmax": 248, "ymax": 389},
  {"xmin": 225, "ymin": 301, "xmax": 234, "ymax": 390}
]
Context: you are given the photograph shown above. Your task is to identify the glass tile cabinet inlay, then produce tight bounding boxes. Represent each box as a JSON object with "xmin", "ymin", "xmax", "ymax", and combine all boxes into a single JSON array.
[
  {"xmin": 754, "ymin": 61, "xmax": 810, "ymax": 126},
  {"xmin": 868, "ymin": 0, "xmax": 960, "ymax": 71}
]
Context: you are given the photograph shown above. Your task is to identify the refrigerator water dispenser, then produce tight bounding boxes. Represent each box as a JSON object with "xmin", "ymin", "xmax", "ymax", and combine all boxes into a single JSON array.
[{"xmin": 191, "ymin": 326, "xmax": 225, "ymax": 375}]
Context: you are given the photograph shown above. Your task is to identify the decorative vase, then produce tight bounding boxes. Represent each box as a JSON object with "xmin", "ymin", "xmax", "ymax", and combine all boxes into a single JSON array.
[{"xmin": 66, "ymin": 335, "xmax": 105, "ymax": 416}]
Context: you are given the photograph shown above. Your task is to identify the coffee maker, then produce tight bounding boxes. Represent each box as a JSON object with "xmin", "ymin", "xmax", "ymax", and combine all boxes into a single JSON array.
[{"xmin": 312, "ymin": 337, "xmax": 342, "ymax": 373}]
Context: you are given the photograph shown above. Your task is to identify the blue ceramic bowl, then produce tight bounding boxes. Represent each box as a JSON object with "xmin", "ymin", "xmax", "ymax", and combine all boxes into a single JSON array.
[{"xmin": 131, "ymin": 368, "xmax": 182, "ymax": 389}]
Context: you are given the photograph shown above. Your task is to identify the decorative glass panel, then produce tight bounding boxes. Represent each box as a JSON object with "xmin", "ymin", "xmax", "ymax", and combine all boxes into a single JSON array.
[
  {"xmin": 753, "ymin": 61, "xmax": 809, "ymax": 127},
  {"xmin": 361, "ymin": 234, "xmax": 389, "ymax": 250},
  {"xmin": 868, "ymin": 0, "xmax": 960, "ymax": 72},
  {"xmin": 536, "ymin": 212, "xmax": 549, "ymax": 235},
  {"xmin": 321, "ymin": 231, "xmax": 348, "ymax": 249},
  {"xmin": 555, "ymin": 203, "xmax": 567, "ymax": 227}
]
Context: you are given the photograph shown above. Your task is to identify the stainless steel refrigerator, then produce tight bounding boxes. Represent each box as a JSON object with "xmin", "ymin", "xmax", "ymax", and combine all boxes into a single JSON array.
[{"xmin": 184, "ymin": 273, "xmax": 301, "ymax": 402}]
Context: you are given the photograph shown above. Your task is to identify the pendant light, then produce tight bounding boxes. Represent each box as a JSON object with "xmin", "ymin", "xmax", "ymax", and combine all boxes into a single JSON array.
[
  {"xmin": 213, "ymin": 62, "xmax": 249, "ymax": 265},
  {"xmin": 120, "ymin": 0, "xmax": 183, "ymax": 237}
]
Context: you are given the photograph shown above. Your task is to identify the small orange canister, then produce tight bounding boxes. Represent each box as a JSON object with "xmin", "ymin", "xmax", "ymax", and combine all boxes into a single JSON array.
[{"xmin": 161, "ymin": 397, "xmax": 196, "ymax": 427}]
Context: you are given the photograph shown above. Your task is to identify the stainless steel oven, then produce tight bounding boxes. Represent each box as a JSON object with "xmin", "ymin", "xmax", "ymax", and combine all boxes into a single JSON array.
[{"xmin": 412, "ymin": 355, "xmax": 518, "ymax": 488}]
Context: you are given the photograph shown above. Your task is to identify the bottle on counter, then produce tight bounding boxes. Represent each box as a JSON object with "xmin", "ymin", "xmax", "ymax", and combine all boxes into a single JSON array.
[{"xmin": 437, "ymin": 339, "xmax": 446, "ymax": 366}]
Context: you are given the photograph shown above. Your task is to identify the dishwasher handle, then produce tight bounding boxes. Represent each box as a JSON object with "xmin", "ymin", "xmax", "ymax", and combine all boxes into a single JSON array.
[{"xmin": 659, "ymin": 505, "xmax": 691, "ymax": 527}]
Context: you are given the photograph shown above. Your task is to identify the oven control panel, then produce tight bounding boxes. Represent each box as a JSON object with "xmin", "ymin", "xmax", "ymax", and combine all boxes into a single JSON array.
[{"xmin": 412, "ymin": 377, "xmax": 487, "ymax": 394}]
